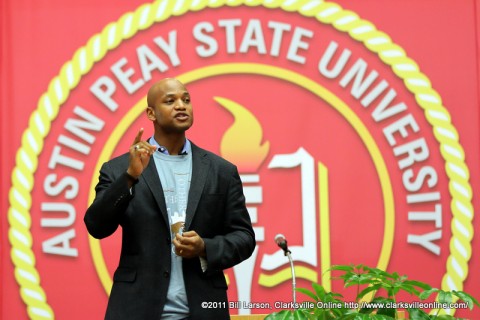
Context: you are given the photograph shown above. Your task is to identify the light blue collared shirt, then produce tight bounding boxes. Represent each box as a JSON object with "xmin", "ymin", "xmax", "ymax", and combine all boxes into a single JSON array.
[
  {"xmin": 149, "ymin": 137, "xmax": 191, "ymax": 155},
  {"xmin": 148, "ymin": 136, "xmax": 209, "ymax": 275}
]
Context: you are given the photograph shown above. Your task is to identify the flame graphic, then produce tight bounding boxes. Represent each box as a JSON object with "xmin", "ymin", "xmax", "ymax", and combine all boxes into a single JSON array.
[{"xmin": 214, "ymin": 97, "xmax": 269, "ymax": 172}]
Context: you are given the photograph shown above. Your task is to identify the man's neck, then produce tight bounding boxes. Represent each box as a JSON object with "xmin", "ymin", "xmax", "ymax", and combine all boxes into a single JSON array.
[{"xmin": 154, "ymin": 133, "xmax": 186, "ymax": 155}]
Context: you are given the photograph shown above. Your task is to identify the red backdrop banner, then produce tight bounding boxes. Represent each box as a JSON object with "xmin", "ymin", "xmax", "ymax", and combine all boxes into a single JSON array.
[{"xmin": 1, "ymin": 1, "xmax": 479, "ymax": 319}]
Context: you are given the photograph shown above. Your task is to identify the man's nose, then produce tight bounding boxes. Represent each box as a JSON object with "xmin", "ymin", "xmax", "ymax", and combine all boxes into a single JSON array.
[{"xmin": 175, "ymin": 100, "xmax": 186, "ymax": 109}]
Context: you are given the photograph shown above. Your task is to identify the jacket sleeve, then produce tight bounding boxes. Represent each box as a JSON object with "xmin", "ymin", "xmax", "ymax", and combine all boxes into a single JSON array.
[
  {"xmin": 202, "ymin": 165, "xmax": 256, "ymax": 271},
  {"xmin": 84, "ymin": 161, "xmax": 134, "ymax": 239}
]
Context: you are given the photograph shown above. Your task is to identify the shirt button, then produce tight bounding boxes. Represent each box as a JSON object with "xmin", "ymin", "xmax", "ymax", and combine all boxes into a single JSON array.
[{"xmin": 163, "ymin": 271, "xmax": 170, "ymax": 278}]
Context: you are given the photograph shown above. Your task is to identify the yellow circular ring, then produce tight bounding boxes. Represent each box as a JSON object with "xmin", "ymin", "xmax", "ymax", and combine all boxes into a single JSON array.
[{"xmin": 8, "ymin": 0, "xmax": 473, "ymax": 318}]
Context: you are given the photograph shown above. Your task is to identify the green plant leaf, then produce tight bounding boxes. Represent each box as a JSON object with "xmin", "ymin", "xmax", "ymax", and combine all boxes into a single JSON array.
[
  {"xmin": 375, "ymin": 306, "xmax": 395, "ymax": 318},
  {"xmin": 296, "ymin": 287, "xmax": 319, "ymax": 302},
  {"xmin": 312, "ymin": 283, "xmax": 327, "ymax": 299},
  {"xmin": 313, "ymin": 307, "xmax": 342, "ymax": 320},
  {"xmin": 369, "ymin": 267, "xmax": 395, "ymax": 280},
  {"xmin": 438, "ymin": 290, "xmax": 453, "ymax": 305},
  {"xmin": 389, "ymin": 285, "xmax": 401, "ymax": 297},
  {"xmin": 329, "ymin": 264, "xmax": 355, "ymax": 272},
  {"xmin": 339, "ymin": 312, "xmax": 369, "ymax": 320},
  {"xmin": 434, "ymin": 315, "xmax": 456, "ymax": 320},
  {"xmin": 292, "ymin": 309, "xmax": 310, "ymax": 320},
  {"xmin": 265, "ymin": 310, "xmax": 293, "ymax": 320},
  {"xmin": 453, "ymin": 290, "xmax": 480, "ymax": 310},
  {"xmin": 396, "ymin": 283, "xmax": 420, "ymax": 296},
  {"xmin": 372, "ymin": 315, "xmax": 396, "ymax": 320},
  {"xmin": 402, "ymin": 280, "xmax": 432, "ymax": 291},
  {"xmin": 344, "ymin": 274, "xmax": 377, "ymax": 288},
  {"xmin": 271, "ymin": 264, "xmax": 479, "ymax": 320},
  {"xmin": 407, "ymin": 308, "xmax": 430, "ymax": 320},
  {"xmin": 357, "ymin": 284, "xmax": 382, "ymax": 300},
  {"xmin": 419, "ymin": 287, "xmax": 439, "ymax": 300}
]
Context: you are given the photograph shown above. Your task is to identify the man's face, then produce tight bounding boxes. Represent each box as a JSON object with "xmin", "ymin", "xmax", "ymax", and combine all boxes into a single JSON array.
[{"xmin": 147, "ymin": 79, "xmax": 194, "ymax": 134}]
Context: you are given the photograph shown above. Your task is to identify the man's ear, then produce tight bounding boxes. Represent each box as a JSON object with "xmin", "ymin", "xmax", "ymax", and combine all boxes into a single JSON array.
[{"xmin": 146, "ymin": 107, "xmax": 155, "ymax": 121}]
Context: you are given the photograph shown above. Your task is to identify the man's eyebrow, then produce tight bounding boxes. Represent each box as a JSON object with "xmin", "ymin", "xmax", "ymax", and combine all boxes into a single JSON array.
[{"xmin": 163, "ymin": 91, "xmax": 189, "ymax": 97}]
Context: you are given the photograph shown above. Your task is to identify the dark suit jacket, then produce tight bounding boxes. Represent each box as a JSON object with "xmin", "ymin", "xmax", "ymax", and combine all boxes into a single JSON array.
[{"xmin": 84, "ymin": 142, "xmax": 255, "ymax": 320}]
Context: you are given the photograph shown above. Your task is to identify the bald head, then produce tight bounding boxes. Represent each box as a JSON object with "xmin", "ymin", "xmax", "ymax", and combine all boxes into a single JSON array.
[
  {"xmin": 147, "ymin": 78, "xmax": 187, "ymax": 108},
  {"xmin": 145, "ymin": 77, "xmax": 194, "ymax": 138}
]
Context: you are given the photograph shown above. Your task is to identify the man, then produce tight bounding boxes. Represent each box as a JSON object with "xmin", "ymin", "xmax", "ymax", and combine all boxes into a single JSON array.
[{"xmin": 84, "ymin": 78, "xmax": 256, "ymax": 320}]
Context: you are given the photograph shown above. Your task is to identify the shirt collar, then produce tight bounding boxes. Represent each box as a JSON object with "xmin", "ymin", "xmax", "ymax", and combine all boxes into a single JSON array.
[{"xmin": 149, "ymin": 136, "xmax": 190, "ymax": 155}]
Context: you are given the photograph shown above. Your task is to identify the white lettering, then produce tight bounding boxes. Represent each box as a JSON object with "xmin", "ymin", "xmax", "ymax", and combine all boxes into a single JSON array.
[
  {"xmin": 393, "ymin": 138, "xmax": 429, "ymax": 169},
  {"xmin": 43, "ymin": 174, "xmax": 79, "ymax": 199},
  {"xmin": 268, "ymin": 21, "xmax": 291, "ymax": 56},
  {"xmin": 193, "ymin": 22, "xmax": 218, "ymax": 57},
  {"xmin": 111, "ymin": 57, "xmax": 144, "ymax": 94},
  {"xmin": 64, "ymin": 106, "xmax": 104, "ymax": 144},
  {"xmin": 339, "ymin": 59, "xmax": 378, "ymax": 98},
  {"xmin": 403, "ymin": 166, "xmax": 438, "ymax": 192},
  {"xmin": 286, "ymin": 26, "xmax": 313, "ymax": 64},
  {"xmin": 407, "ymin": 191, "xmax": 441, "ymax": 204},
  {"xmin": 48, "ymin": 146, "xmax": 84, "ymax": 170},
  {"xmin": 219, "ymin": 19, "xmax": 242, "ymax": 54},
  {"xmin": 58, "ymin": 134, "xmax": 91, "ymax": 154},
  {"xmin": 41, "ymin": 203, "xmax": 76, "ymax": 227},
  {"xmin": 383, "ymin": 114, "xmax": 420, "ymax": 146},
  {"xmin": 318, "ymin": 41, "xmax": 351, "ymax": 79},
  {"xmin": 239, "ymin": 19, "xmax": 266, "ymax": 54},
  {"xmin": 407, "ymin": 230, "xmax": 442, "ymax": 255},
  {"xmin": 409, "ymin": 204, "xmax": 442, "ymax": 228},
  {"xmin": 89, "ymin": 76, "xmax": 118, "ymax": 111},
  {"xmin": 153, "ymin": 31, "xmax": 180, "ymax": 66},
  {"xmin": 42, "ymin": 229, "xmax": 78, "ymax": 257},
  {"xmin": 371, "ymin": 90, "xmax": 407, "ymax": 122},
  {"xmin": 361, "ymin": 80, "xmax": 389, "ymax": 107},
  {"xmin": 137, "ymin": 44, "xmax": 169, "ymax": 81}
]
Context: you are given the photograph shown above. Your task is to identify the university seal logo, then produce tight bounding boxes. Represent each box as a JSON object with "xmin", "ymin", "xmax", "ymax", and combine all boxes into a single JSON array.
[{"xmin": 7, "ymin": 1, "xmax": 474, "ymax": 319}]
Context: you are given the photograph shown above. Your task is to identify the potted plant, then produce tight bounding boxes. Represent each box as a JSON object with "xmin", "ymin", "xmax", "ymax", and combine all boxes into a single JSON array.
[{"xmin": 265, "ymin": 264, "xmax": 479, "ymax": 320}]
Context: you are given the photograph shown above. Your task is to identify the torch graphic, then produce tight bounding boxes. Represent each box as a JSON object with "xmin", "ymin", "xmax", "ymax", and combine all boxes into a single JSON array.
[
  {"xmin": 215, "ymin": 97, "xmax": 269, "ymax": 315},
  {"xmin": 214, "ymin": 97, "xmax": 333, "ymax": 312}
]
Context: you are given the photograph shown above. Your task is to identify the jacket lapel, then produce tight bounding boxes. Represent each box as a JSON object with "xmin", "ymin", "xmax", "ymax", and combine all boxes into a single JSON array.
[
  {"xmin": 142, "ymin": 158, "xmax": 169, "ymax": 227},
  {"xmin": 185, "ymin": 143, "xmax": 209, "ymax": 230}
]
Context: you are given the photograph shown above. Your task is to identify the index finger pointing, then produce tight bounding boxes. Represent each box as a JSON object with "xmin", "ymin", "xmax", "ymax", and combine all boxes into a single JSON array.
[{"xmin": 133, "ymin": 128, "xmax": 144, "ymax": 145}]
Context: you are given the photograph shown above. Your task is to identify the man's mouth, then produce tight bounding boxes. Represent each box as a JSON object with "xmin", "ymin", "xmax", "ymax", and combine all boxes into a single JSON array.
[{"xmin": 175, "ymin": 113, "xmax": 189, "ymax": 120}]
